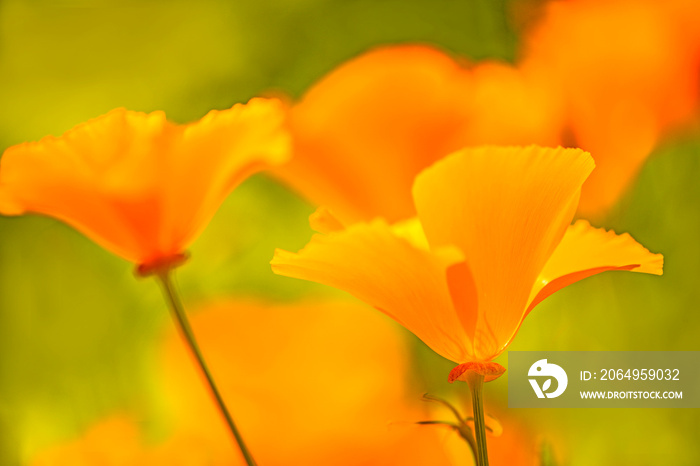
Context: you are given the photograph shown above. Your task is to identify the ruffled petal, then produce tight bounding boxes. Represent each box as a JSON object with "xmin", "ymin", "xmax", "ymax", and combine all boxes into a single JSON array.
[
  {"xmin": 525, "ymin": 220, "xmax": 664, "ymax": 316},
  {"xmin": 0, "ymin": 99, "xmax": 290, "ymax": 266},
  {"xmin": 164, "ymin": 97, "xmax": 290, "ymax": 254},
  {"xmin": 0, "ymin": 108, "xmax": 175, "ymax": 263},
  {"xmin": 271, "ymin": 220, "xmax": 473, "ymax": 363},
  {"xmin": 413, "ymin": 146, "xmax": 594, "ymax": 360}
]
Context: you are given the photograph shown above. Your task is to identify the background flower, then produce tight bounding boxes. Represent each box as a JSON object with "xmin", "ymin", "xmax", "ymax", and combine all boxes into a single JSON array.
[
  {"xmin": 30, "ymin": 300, "xmax": 461, "ymax": 465},
  {"xmin": 274, "ymin": 0, "xmax": 700, "ymax": 224},
  {"xmin": 274, "ymin": 45, "xmax": 563, "ymax": 225},
  {"xmin": 522, "ymin": 0, "xmax": 700, "ymax": 218}
]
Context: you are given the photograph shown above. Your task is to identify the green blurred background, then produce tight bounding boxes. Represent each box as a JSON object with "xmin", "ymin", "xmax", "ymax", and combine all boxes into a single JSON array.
[{"xmin": 0, "ymin": 0, "xmax": 698, "ymax": 464}]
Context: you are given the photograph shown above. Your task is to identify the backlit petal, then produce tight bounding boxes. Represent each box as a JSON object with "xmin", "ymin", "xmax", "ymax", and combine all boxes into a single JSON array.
[
  {"xmin": 526, "ymin": 219, "xmax": 664, "ymax": 316},
  {"xmin": 163, "ymin": 98, "xmax": 290, "ymax": 254},
  {"xmin": 271, "ymin": 220, "xmax": 473, "ymax": 362},
  {"xmin": 0, "ymin": 108, "xmax": 174, "ymax": 262},
  {"xmin": 413, "ymin": 146, "xmax": 594, "ymax": 360},
  {"xmin": 0, "ymin": 99, "xmax": 289, "ymax": 265}
]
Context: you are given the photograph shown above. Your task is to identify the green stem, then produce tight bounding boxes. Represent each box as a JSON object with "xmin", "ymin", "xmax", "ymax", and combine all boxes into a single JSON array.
[
  {"xmin": 155, "ymin": 270, "xmax": 257, "ymax": 466},
  {"xmin": 466, "ymin": 372, "xmax": 489, "ymax": 466},
  {"xmin": 421, "ymin": 394, "xmax": 478, "ymax": 460}
]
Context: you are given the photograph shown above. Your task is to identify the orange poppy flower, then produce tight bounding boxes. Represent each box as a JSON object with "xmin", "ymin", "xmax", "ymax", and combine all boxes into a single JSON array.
[
  {"xmin": 523, "ymin": 0, "xmax": 700, "ymax": 217},
  {"xmin": 0, "ymin": 98, "xmax": 289, "ymax": 270},
  {"xmin": 272, "ymin": 146, "xmax": 663, "ymax": 372},
  {"xmin": 275, "ymin": 45, "xmax": 563, "ymax": 225}
]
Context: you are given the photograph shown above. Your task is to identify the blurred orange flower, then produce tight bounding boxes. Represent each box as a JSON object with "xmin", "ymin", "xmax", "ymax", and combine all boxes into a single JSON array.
[
  {"xmin": 158, "ymin": 299, "xmax": 446, "ymax": 464},
  {"xmin": 0, "ymin": 98, "xmax": 289, "ymax": 269},
  {"xmin": 275, "ymin": 45, "xmax": 562, "ymax": 225},
  {"xmin": 272, "ymin": 146, "xmax": 663, "ymax": 369},
  {"xmin": 523, "ymin": 0, "xmax": 700, "ymax": 217},
  {"xmin": 29, "ymin": 299, "xmax": 459, "ymax": 465},
  {"xmin": 278, "ymin": 19, "xmax": 700, "ymax": 223}
]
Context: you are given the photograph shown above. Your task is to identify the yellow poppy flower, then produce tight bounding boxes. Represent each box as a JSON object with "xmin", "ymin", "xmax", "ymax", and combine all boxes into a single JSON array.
[
  {"xmin": 272, "ymin": 146, "xmax": 663, "ymax": 372},
  {"xmin": 0, "ymin": 98, "xmax": 289, "ymax": 271}
]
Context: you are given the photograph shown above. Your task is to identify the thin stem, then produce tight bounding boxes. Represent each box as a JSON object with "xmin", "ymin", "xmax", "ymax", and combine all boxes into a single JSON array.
[
  {"xmin": 421, "ymin": 393, "xmax": 478, "ymax": 460},
  {"xmin": 155, "ymin": 270, "xmax": 257, "ymax": 466},
  {"xmin": 466, "ymin": 372, "xmax": 489, "ymax": 466}
]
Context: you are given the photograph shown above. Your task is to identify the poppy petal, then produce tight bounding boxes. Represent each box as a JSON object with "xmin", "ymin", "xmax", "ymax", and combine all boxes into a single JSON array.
[
  {"xmin": 309, "ymin": 206, "xmax": 344, "ymax": 234},
  {"xmin": 163, "ymin": 97, "xmax": 290, "ymax": 252},
  {"xmin": 271, "ymin": 220, "xmax": 473, "ymax": 363},
  {"xmin": 525, "ymin": 219, "xmax": 664, "ymax": 315},
  {"xmin": 0, "ymin": 99, "xmax": 289, "ymax": 265},
  {"xmin": 0, "ymin": 108, "xmax": 175, "ymax": 262},
  {"xmin": 413, "ymin": 146, "xmax": 594, "ymax": 360},
  {"xmin": 275, "ymin": 45, "xmax": 474, "ymax": 224}
]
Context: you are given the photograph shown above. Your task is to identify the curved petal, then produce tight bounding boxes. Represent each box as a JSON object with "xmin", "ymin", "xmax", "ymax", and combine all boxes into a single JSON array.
[
  {"xmin": 413, "ymin": 146, "xmax": 594, "ymax": 360},
  {"xmin": 271, "ymin": 220, "xmax": 473, "ymax": 363},
  {"xmin": 0, "ymin": 99, "xmax": 290, "ymax": 265},
  {"xmin": 0, "ymin": 108, "xmax": 175, "ymax": 263},
  {"xmin": 164, "ymin": 97, "xmax": 290, "ymax": 254},
  {"xmin": 525, "ymin": 220, "xmax": 664, "ymax": 316},
  {"xmin": 275, "ymin": 44, "xmax": 475, "ymax": 224}
]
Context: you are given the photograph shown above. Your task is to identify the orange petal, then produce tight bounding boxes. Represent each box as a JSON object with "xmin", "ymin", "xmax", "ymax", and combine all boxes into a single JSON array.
[
  {"xmin": 413, "ymin": 146, "xmax": 594, "ymax": 360},
  {"xmin": 275, "ymin": 46, "xmax": 568, "ymax": 225},
  {"xmin": 390, "ymin": 217, "xmax": 431, "ymax": 251},
  {"xmin": 466, "ymin": 62, "xmax": 564, "ymax": 148},
  {"xmin": 162, "ymin": 97, "xmax": 290, "ymax": 256},
  {"xmin": 275, "ymin": 44, "xmax": 474, "ymax": 224},
  {"xmin": 309, "ymin": 206, "xmax": 345, "ymax": 234},
  {"xmin": 271, "ymin": 220, "xmax": 473, "ymax": 363},
  {"xmin": 574, "ymin": 101, "xmax": 658, "ymax": 219},
  {"xmin": 445, "ymin": 261, "xmax": 479, "ymax": 346},
  {"xmin": 525, "ymin": 220, "xmax": 664, "ymax": 316},
  {"xmin": 524, "ymin": 0, "xmax": 699, "ymax": 218},
  {"xmin": 526, "ymin": 0, "xmax": 698, "ymax": 132},
  {"xmin": 0, "ymin": 99, "xmax": 289, "ymax": 265},
  {"xmin": 448, "ymin": 361, "xmax": 506, "ymax": 383},
  {"xmin": 0, "ymin": 108, "xmax": 175, "ymax": 263}
]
